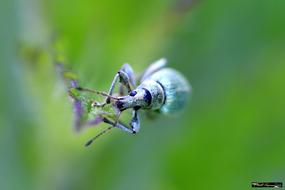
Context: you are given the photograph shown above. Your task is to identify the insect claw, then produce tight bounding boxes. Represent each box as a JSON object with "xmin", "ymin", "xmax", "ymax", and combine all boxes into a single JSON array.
[
  {"xmin": 85, "ymin": 139, "xmax": 93, "ymax": 147},
  {"xmin": 84, "ymin": 125, "xmax": 114, "ymax": 147},
  {"xmin": 91, "ymin": 101, "xmax": 106, "ymax": 108}
]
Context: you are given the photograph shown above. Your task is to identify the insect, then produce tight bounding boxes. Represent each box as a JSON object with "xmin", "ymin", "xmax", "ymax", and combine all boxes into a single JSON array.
[{"xmin": 69, "ymin": 58, "xmax": 191, "ymax": 146}]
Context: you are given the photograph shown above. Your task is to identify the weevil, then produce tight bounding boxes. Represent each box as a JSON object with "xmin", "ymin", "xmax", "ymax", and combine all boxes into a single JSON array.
[{"xmin": 71, "ymin": 58, "xmax": 191, "ymax": 146}]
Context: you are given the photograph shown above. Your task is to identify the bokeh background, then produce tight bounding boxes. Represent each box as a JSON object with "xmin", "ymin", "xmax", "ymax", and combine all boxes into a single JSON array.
[{"xmin": 1, "ymin": 0, "xmax": 285, "ymax": 189}]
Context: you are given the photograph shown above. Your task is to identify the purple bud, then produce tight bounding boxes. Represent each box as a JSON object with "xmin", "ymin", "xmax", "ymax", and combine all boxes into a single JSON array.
[
  {"xmin": 73, "ymin": 100, "xmax": 83, "ymax": 131},
  {"xmin": 87, "ymin": 116, "xmax": 104, "ymax": 126},
  {"xmin": 70, "ymin": 80, "xmax": 78, "ymax": 88}
]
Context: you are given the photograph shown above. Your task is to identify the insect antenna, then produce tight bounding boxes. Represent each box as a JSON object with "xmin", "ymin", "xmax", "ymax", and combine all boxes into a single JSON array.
[
  {"xmin": 85, "ymin": 126, "xmax": 114, "ymax": 147},
  {"xmin": 75, "ymin": 87, "xmax": 119, "ymax": 100}
]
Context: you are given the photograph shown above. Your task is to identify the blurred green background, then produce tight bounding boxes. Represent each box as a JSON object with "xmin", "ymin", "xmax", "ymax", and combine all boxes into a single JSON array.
[{"xmin": 1, "ymin": 0, "xmax": 285, "ymax": 189}]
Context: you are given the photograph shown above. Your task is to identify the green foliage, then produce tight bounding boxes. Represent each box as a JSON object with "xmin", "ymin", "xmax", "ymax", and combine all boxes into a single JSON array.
[{"xmin": 1, "ymin": 0, "xmax": 285, "ymax": 190}]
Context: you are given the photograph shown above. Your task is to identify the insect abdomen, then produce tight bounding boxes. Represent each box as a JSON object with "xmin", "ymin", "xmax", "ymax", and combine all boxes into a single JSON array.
[{"xmin": 148, "ymin": 68, "xmax": 191, "ymax": 114}]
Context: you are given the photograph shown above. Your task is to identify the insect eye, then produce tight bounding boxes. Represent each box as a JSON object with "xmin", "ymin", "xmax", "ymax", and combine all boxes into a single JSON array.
[{"xmin": 129, "ymin": 90, "xmax": 137, "ymax": 97}]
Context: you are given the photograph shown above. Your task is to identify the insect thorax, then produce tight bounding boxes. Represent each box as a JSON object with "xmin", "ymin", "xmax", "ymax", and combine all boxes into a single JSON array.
[{"xmin": 137, "ymin": 79, "xmax": 165, "ymax": 110}]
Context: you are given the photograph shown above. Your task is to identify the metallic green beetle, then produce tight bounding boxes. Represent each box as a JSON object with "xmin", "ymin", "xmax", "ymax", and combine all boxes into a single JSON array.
[{"xmin": 77, "ymin": 58, "xmax": 191, "ymax": 146}]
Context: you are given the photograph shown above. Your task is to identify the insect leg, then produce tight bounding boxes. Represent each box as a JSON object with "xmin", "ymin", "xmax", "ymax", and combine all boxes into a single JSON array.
[
  {"xmin": 130, "ymin": 109, "xmax": 140, "ymax": 133},
  {"xmin": 106, "ymin": 64, "xmax": 136, "ymax": 100},
  {"xmin": 140, "ymin": 58, "xmax": 167, "ymax": 82},
  {"xmin": 84, "ymin": 116, "xmax": 136, "ymax": 147},
  {"xmin": 76, "ymin": 64, "xmax": 136, "ymax": 106},
  {"xmin": 106, "ymin": 72, "xmax": 120, "ymax": 98},
  {"xmin": 120, "ymin": 64, "xmax": 136, "ymax": 88},
  {"xmin": 118, "ymin": 70, "xmax": 132, "ymax": 93},
  {"xmin": 103, "ymin": 118, "xmax": 135, "ymax": 134}
]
